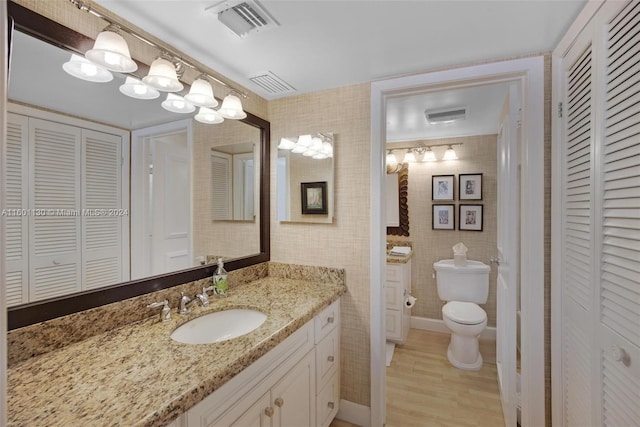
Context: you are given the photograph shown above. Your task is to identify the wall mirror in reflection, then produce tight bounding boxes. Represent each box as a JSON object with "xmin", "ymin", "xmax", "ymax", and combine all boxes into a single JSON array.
[{"xmin": 277, "ymin": 133, "xmax": 334, "ymax": 224}]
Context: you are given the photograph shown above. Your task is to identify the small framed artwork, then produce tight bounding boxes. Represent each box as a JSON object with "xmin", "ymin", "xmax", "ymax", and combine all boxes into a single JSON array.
[
  {"xmin": 432, "ymin": 174, "xmax": 455, "ymax": 200},
  {"xmin": 459, "ymin": 204, "xmax": 483, "ymax": 231},
  {"xmin": 433, "ymin": 204, "xmax": 455, "ymax": 230},
  {"xmin": 459, "ymin": 173, "xmax": 483, "ymax": 200},
  {"xmin": 301, "ymin": 181, "xmax": 328, "ymax": 214}
]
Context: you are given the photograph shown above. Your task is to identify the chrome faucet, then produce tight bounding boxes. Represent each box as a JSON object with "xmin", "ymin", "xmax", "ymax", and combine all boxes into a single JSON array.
[
  {"xmin": 179, "ymin": 292, "xmax": 196, "ymax": 314},
  {"xmin": 147, "ymin": 300, "xmax": 171, "ymax": 322},
  {"xmin": 195, "ymin": 286, "xmax": 214, "ymax": 307}
]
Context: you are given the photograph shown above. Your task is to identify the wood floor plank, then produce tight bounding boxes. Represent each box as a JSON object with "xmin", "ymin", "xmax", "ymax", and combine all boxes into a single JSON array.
[{"xmin": 331, "ymin": 329, "xmax": 505, "ymax": 427}]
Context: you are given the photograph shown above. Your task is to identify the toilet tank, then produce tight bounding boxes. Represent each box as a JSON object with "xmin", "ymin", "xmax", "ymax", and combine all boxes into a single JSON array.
[{"xmin": 433, "ymin": 259, "xmax": 490, "ymax": 303}]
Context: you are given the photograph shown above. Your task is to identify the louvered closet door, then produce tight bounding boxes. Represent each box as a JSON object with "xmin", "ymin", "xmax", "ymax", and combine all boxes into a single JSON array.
[
  {"xmin": 211, "ymin": 151, "xmax": 233, "ymax": 220},
  {"xmin": 598, "ymin": 2, "xmax": 640, "ymax": 425},
  {"xmin": 561, "ymin": 26, "xmax": 596, "ymax": 427},
  {"xmin": 81, "ymin": 129, "xmax": 125, "ymax": 290},
  {"xmin": 5, "ymin": 113, "xmax": 29, "ymax": 305},
  {"xmin": 28, "ymin": 118, "xmax": 82, "ymax": 301}
]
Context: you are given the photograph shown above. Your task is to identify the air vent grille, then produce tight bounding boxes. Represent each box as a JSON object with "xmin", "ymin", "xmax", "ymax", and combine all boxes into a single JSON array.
[
  {"xmin": 425, "ymin": 107, "xmax": 467, "ymax": 124},
  {"xmin": 206, "ymin": 0, "xmax": 279, "ymax": 37},
  {"xmin": 249, "ymin": 71, "xmax": 296, "ymax": 95}
]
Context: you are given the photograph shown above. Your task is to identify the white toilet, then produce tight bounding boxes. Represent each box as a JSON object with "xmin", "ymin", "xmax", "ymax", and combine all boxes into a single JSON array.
[{"xmin": 433, "ymin": 259, "xmax": 490, "ymax": 370}]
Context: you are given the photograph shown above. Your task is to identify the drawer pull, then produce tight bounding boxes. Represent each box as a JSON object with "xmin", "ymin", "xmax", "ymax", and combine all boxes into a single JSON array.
[
  {"xmin": 327, "ymin": 315, "xmax": 334, "ymax": 324},
  {"xmin": 274, "ymin": 397, "xmax": 284, "ymax": 407},
  {"xmin": 264, "ymin": 406, "xmax": 274, "ymax": 417},
  {"xmin": 327, "ymin": 401, "xmax": 335, "ymax": 410},
  {"xmin": 327, "ymin": 355, "xmax": 334, "ymax": 362}
]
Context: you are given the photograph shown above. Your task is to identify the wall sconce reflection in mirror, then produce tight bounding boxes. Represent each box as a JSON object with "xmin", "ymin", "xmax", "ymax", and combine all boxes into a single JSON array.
[{"xmin": 278, "ymin": 133, "xmax": 334, "ymax": 159}]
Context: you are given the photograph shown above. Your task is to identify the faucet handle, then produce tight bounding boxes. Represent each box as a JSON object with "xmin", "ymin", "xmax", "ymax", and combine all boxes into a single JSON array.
[
  {"xmin": 199, "ymin": 287, "xmax": 212, "ymax": 306},
  {"xmin": 147, "ymin": 300, "xmax": 171, "ymax": 322}
]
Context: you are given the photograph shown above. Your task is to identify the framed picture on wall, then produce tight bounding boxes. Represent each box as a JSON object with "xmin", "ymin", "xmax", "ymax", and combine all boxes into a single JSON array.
[
  {"xmin": 301, "ymin": 181, "xmax": 328, "ymax": 214},
  {"xmin": 459, "ymin": 173, "xmax": 483, "ymax": 200},
  {"xmin": 432, "ymin": 175, "xmax": 455, "ymax": 200},
  {"xmin": 459, "ymin": 204, "xmax": 483, "ymax": 231},
  {"xmin": 433, "ymin": 204, "xmax": 455, "ymax": 230}
]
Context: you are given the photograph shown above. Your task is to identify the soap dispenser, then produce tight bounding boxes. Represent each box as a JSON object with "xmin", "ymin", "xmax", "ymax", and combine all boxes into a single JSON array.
[{"xmin": 213, "ymin": 258, "xmax": 228, "ymax": 297}]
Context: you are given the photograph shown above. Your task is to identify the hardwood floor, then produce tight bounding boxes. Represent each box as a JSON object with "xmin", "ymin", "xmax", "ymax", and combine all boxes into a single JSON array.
[{"xmin": 330, "ymin": 329, "xmax": 505, "ymax": 427}]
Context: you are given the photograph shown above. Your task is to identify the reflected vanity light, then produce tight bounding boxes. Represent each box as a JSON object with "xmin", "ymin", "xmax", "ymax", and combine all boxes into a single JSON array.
[
  {"xmin": 161, "ymin": 93, "xmax": 195, "ymax": 113},
  {"xmin": 62, "ymin": 54, "xmax": 113, "ymax": 82},
  {"xmin": 279, "ymin": 133, "xmax": 333, "ymax": 160},
  {"xmin": 119, "ymin": 76, "xmax": 160, "ymax": 99},
  {"xmin": 85, "ymin": 25, "xmax": 137, "ymax": 73},
  {"xmin": 386, "ymin": 143, "xmax": 461, "ymax": 164},
  {"xmin": 195, "ymin": 106, "xmax": 224, "ymax": 124}
]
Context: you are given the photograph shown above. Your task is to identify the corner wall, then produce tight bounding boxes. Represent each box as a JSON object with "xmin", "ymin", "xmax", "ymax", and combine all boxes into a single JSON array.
[{"xmin": 269, "ymin": 83, "xmax": 372, "ymax": 406}]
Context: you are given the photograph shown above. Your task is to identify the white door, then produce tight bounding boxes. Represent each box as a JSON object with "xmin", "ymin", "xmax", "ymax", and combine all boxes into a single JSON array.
[
  {"xmin": 150, "ymin": 133, "xmax": 191, "ymax": 274},
  {"xmin": 496, "ymin": 83, "xmax": 520, "ymax": 426}
]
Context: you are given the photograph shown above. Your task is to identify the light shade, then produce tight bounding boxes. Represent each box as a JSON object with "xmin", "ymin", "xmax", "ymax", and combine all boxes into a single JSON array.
[
  {"xmin": 291, "ymin": 143, "xmax": 307, "ymax": 154},
  {"xmin": 443, "ymin": 145, "xmax": 458, "ymax": 160},
  {"xmin": 403, "ymin": 150, "xmax": 416, "ymax": 163},
  {"xmin": 85, "ymin": 28, "xmax": 137, "ymax": 73},
  {"xmin": 297, "ymin": 134, "xmax": 313, "ymax": 147},
  {"xmin": 194, "ymin": 107, "xmax": 224, "ymax": 124},
  {"xmin": 185, "ymin": 77, "xmax": 218, "ymax": 107},
  {"xmin": 322, "ymin": 141, "xmax": 334, "ymax": 158},
  {"xmin": 161, "ymin": 93, "xmax": 195, "ymax": 114},
  {"xmin": 278, "ymin": 138, "xmax": 296, "ymax": 150},
  {"xmin": 423, "ymin": 148, "xmax": 437, "ymax": 162},
  {"xmin": 62, "ymin": 54, "xmax": 113, "ymax": 83},
  {"xmin": 386, "ymin": 151, "xmax": 397, "ymax": 164},
  {"xmin": 119, "ymin": 76, "xmax": 160, "ymax": 99},
  {"xmin": 143, "ymin": 57, "xmax": 183, "ymax": 92},
  {"xmin": 218, "ymin": 94, "xmax": 247, "ymax": 119}
]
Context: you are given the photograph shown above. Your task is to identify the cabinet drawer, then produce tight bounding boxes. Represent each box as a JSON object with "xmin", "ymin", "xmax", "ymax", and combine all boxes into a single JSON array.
[
  {"xmin": 385, "ymin": 282, "xmax": 403, "ymax": 310},
  {"xmin": 315, "ymin": 299, "xmax": 340, "ymax": 344},
  {"xmin": 316, "ymin": 327, "xmax": 339, "ymax": 392},
  {"xmin": 316, "ymin": 371, "xmax": 340, "ymax": 427},
  {"xmin": 385, "ymin": 309, "xmax": 402, "ymax": 341},
  {"xmin": 386, "ymin": 264, "xmax": 402, "ymax": 282}
]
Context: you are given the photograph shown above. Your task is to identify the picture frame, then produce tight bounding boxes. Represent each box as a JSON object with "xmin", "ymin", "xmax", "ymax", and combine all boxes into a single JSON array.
[
  {"xmin": 432, "ymin": 174, "xmax": 455, "ymax": 200},
  {"xmin": 459, "ymin": 173, "xmax": 483, "ymax": 200},
  {"xmin": 433, "ymin": 204, "xmax": 455, "ymax": 230},
  {"xmin": 459, "ymin": 204, "xmax": 483, "ymax": 231},
  {"xmin": 301, "ymin": 181, "xmax": 328, "ymax": 214}
]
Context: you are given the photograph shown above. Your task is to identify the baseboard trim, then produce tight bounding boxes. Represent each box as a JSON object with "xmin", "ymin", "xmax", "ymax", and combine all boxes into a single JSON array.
[
  {"xmin": 335, "ymin": 399, "xmax": 370, "ymax": 427},
  {"xmin": 411, "ymin": 316, "xmax": 497, "ymax": 341}
]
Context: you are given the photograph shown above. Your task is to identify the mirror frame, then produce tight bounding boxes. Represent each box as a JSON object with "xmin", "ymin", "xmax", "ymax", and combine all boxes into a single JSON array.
[{"xmin": 6, "ymin": 1, "xmax": 270, "ymax": 330}]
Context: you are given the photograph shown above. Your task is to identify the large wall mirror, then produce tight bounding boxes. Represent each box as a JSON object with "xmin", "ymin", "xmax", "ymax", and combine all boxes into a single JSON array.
[
  {"xmin": 276, "ymin": 133, "xmax": 334, "ymax": 224},
  {"xmin": 6, "ymin": 2, "xmax": 270, "ymax": 329}
]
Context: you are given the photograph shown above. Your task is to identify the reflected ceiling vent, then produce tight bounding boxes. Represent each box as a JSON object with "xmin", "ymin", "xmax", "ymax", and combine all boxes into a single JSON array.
[
  {"xmin": 249, "ymin": 71, "xmax": 296, "ymax": 95},
  {"xmin": 206, "ymin": 0, "xmax": 279, "ymax": 38},
  {"xmin": 425, "ymin": 107, "xmax": 467, "ymax": 124}
]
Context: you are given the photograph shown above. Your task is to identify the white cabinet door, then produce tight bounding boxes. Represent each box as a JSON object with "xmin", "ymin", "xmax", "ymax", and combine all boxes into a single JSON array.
[
  {"xmin": 272, "ymin": 350, "xmax": 315, "ymax": 427},
  {"xmin": 212, "ymin": 388, "xmax": 272, "ymax": 427}
]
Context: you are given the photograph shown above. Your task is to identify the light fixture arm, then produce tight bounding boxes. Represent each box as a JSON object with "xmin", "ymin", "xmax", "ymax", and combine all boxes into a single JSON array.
[{"xmin": 68, "ymin": 0, "xmax": 248, "ymax": 98}]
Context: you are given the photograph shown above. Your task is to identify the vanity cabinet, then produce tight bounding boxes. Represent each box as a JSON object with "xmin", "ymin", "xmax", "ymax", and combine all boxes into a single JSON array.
[
  {"xmin": 178, "ymin": 299, "xmax": 340, "ymax": 427},
  {"xmin": 385, "ymin": 260, "xmax": 411, "ymax": 344}
]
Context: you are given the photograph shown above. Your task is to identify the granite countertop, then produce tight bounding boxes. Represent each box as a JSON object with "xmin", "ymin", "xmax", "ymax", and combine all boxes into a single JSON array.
[{"xmin": 8, "ymin": 277, "xmax": 346, "ymax": 427}]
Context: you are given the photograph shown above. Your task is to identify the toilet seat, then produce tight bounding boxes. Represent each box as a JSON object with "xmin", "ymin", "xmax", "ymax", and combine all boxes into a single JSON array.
[{"xmin": 443, "ymin": 301, "xmax": 486, "ymax": 325}]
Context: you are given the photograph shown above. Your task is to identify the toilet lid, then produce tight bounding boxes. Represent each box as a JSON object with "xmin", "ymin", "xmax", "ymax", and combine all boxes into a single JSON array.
[{"xmin": 443, "ymin": 301, "xmax": 486, "ymax": 325}]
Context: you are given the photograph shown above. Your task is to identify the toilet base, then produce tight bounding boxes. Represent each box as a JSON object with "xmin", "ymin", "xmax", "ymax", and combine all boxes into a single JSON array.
[{"xmin": 447, "ymin": 344, "xmax": 483, "ymax": 370}]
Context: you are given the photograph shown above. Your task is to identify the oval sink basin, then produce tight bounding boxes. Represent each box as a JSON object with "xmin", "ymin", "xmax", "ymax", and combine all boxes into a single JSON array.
[{"xmin": 171, "ymin": 309, "xmax": 267, "ymax": 345}]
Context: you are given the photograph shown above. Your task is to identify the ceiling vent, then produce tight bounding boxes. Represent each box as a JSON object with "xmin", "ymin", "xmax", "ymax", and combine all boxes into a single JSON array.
[
  {"xmin": 249, "ymin": 71, "xmax": 296, "ymax": 95},
  {"xmin": 425, "ymin": 107, "xmax": 467, "ymax": 124},
  {"xmin": 206, "ymin": 0, "xmax": 279, "ymax": 38}
]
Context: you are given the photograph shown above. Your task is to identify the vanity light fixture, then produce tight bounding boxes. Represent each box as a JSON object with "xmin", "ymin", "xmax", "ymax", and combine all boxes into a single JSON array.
[
  {"xmin": 386, "ymin": 151, "xmax": 398, "ymax": 165},
  {"xmin": 403, "ymin": 150, "xmax": 417, "ymax": 163},
  {"xmin": 443, "ymin": 145, "xmax": 458, "ymax": 160},
  {"xmin": 85, "ymin": 24, "xmax": 137, "ymax": 73},
  {"xmin": 185, "ymin": 75, "xmax": 218, "ymax": 107},
  {"xmin": 279, "ymin": 133, "xmax": 334, "ymax": 161},
  {"xmin": 62, "ymin": 53, "xmax": 113, "ymax": 82},
  {"xmin": 195, "ymin": 107, "xmax": 224, "ymax": 124},
  {"xmin": 161, "ymin": 93, "xmax": 195, "ymax": 114},
  {"xmin": 119, "ymin": 76, "xmax": 160, "ymax": 99},
  {"xmin": 218, "ymin": 93, "xmax": 247, "ymax": 119},
  {"xmin": 423, "ymin": 147, "xmax": 437, "ymax": 162},
  {"xmin": 143, "ymin": 57, "xmax": 184, "ymax": 92},
  {"xmin": 278, "ymin": 137, "xmax": 296, "ymax": 150}
]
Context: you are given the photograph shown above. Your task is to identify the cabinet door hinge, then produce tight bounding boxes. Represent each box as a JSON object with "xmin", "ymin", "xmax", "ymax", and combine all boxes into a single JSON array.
[{"xmin": 557, "ymin": 102, "xmax": 563, "ymax": 118}]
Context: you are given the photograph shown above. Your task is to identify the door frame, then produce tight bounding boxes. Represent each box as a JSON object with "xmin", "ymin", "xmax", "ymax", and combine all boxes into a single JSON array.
[
  {"xmin": 370, "ymin": 56, "xmax": 545, "ymax": 427},
  {"xmin": 131, "ymin": 119, "xmax": 193, "ymax": 279}
]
